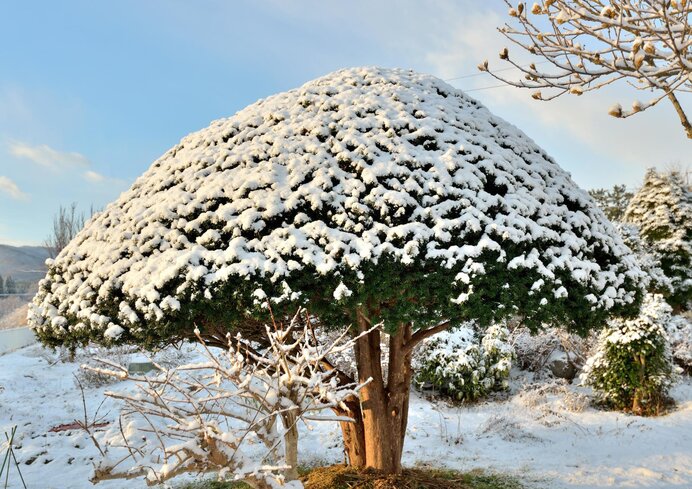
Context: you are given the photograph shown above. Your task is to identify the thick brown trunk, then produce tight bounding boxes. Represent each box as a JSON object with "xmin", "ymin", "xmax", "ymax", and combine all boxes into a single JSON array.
[
  {"xmin": 344, "ymin": 310, "xmax": 413, "ymax": 474},
  {"xmin": 387, "ymin": 323, "xmax": 413, "ymax": 467}
]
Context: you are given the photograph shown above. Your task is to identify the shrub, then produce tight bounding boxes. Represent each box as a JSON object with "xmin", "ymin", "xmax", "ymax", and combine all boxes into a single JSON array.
[
  {"xmin": 580, "ymin": 294, "xmax": 679, "ymax": 415},
  {"xmin": 415, "ymin": 323, "xmax": 513, "ymax": 401}
]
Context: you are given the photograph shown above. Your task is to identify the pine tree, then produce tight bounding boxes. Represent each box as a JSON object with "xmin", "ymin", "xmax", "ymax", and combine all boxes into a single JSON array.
[
  {"xmin": 0, "ymin": 274, "xmax": 4, "ymax": 295},
  {"xmin": 4, "ymin": 276, "xmax": 17, "ymax": 295},
  {"xmin": 623, "ymin": 169, "xmax": 692, "ymax": 311},
  {"xmin": 588, "ymin": 184, "xmax": 634, "ymax": 222}
]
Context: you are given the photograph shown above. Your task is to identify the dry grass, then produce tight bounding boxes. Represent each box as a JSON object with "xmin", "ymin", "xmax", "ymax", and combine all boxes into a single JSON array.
[
  {"xmin": 302, "ymin": 465, "xmax": 525, "ymax": 489},
  {"xmin": 0, "ymin": 303, "xmax": 28, "ymax": 330},
  {"xmin": 176, "ymin": 465, "xmax": 524, "ymax": 489}
]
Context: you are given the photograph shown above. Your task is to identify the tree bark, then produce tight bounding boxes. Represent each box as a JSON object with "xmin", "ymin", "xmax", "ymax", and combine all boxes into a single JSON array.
[
  {"xmin": 667, "ymin": 92, "xmax": 692, "ymax": 140},
  {"xmin": 334, "ymin": 397, "xmax": 367, "ymax": 467},
  {"xmin": 281, "ymin": 411, "xmax": 300, "ymax": 482},
  {"xmin": 339, "ymin": 309, "xmax": 414, "ymax": 474}
]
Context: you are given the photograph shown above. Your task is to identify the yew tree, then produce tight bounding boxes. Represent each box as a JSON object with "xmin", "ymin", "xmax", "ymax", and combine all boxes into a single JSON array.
[{"xmin": 30, "ymin": 67, "xmax": 645, "ymax": 475}]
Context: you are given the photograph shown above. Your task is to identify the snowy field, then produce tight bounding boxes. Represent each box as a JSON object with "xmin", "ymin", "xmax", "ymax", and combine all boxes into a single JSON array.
[{"xmin": 1, "ymin": 343, "xmax": 690, "ymax": 489}]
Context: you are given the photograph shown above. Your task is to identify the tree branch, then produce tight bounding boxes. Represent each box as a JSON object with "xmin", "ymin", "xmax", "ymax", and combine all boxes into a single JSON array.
[{"xmin": 404, "ymin": 320, "xmax": 451, "ymax": 353}]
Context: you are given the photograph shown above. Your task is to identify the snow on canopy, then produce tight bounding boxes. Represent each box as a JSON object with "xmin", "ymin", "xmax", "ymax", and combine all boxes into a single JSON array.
[
  {"xmin": 623, "ymin": 168, "xmax": 691, "ymax": 309},
  {"xmin": 623, "ymin": 168, "xmax": 692, "ymax": 255},
  {"xmin": 29, "ymin": 67, "xmax": 644, "ymax": 346}
]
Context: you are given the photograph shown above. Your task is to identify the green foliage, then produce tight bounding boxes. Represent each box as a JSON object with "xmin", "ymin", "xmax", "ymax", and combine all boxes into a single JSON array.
[
  {"xmin": 35, "ymin": 245, "xmax": 642, "ymax": 352},
  {"xmin": 415, "ymin": 323, "xmax": 513, "ymax": 402},
  {"xmin": 581, "ymin": 294, "xmax": 678, "ymax": 415},
  {"xmin": 0, "ymin": 274, "xmax": 4, "ymax": 295},
  {"xmin": 588, "ymin": 184, "xmax": 634, "ymax": 221}
]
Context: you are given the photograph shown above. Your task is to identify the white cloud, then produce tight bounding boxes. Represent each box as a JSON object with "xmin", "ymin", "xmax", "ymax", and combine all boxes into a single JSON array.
[
  {"xmin": 83, "ymin": 170, "xmax": 105, "ymax": 183},
  {"xmin": 9, "ymin": 142, "xmax": 90, "ymax": 170},
  {"xmin": 0, "ymin": 176, "xmax": 28, "ymax": 201}
]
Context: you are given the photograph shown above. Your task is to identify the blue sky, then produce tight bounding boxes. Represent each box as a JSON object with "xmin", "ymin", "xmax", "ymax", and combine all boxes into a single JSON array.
[{"xmin": 0, "ymin": 0, "xmax": 689, "ymax": 246}]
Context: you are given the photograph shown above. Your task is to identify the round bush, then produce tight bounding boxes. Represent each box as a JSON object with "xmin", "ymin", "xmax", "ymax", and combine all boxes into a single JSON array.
[
  {"xmin": 580, "ymin": 294, "xmax": 678, "ymax": 415},
  {"xmin": 415, "ymin": 323, "xmax": 513, "ymax": 401}
]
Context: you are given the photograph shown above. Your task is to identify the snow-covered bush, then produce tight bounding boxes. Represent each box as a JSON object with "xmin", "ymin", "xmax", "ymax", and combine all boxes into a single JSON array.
[
  {"xmin": 511, "ymin": 326, "xmax": 593, "ymax": 378},
  {"xmin": 581, "ymin": 294, "xmax": 679, "ymax": 415},
  {"xmin": 83, "ymin": 311, "xmax": 369, "ymax": 488},
  {"xmin": 415, "ymin": 323, "xmax": 513, "ymax": 401}
]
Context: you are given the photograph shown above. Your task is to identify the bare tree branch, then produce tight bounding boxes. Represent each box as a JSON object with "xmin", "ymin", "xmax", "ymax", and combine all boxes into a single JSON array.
[{"xmin": 483, "ymin": 0, "xmax": 692, "ymax": 138}]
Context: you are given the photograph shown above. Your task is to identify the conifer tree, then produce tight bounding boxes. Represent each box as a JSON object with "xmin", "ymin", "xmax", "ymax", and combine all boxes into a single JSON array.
[
  {"xmin": 0, "ymin": 274, "xmax": 5, "ymax": 295},
  {"xmin": 5, "ymin": 276, "xmax": 17, "ymax": 295},
  {"xmin": 624, "ymin": 169, "xmax": 692, "ymax": 311},
  {"xmin": 588, "ymin": 185, "xmax": 634, "ymax": 222}
]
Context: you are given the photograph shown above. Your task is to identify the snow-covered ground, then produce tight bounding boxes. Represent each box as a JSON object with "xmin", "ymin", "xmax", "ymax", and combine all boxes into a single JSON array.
[{"xmin": 1, "ymin": 343, "xmax": 690, "ymax": 489}]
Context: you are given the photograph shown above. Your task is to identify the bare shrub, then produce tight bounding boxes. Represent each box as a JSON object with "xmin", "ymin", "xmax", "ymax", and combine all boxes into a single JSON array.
[{"xmin": 82, "ymin": 311, "xmax": 371, "ymax": 488}]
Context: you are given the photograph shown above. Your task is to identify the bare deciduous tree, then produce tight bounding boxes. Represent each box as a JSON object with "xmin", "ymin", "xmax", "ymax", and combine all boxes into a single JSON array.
[
  {"xmin": 482, "ymin": 0, "xmax": 692, "ymax": 138},
  {"xmin": 82, "ymin": 311, "xmax": 372, "ymax": 489},
  {"xmin": 44, "ymin": 203, "xmax": 94, "ymax": 258}
]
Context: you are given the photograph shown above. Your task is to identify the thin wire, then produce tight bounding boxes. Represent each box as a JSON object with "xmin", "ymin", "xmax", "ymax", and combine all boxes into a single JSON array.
[
  {"xmin": 443, "ymin": 61, "xmax": 549, "ymax": 81},
  {"xmin": 463, "ymin": 84, "xmax": 511, "ymax": 92}
]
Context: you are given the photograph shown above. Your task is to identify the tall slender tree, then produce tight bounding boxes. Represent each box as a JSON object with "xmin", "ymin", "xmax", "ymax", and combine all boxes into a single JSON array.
[
  {"xmin": 623, "ymin": 168, "xmax": 692, "ymax": 311},
  {"xmin": 5, "ymin": 276, "xmax": 17, "ymax": 295}
]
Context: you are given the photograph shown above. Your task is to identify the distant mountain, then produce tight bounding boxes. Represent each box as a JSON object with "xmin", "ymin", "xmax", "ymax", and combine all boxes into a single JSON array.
[{"xmin": 0, "ymin": 245, "xmax": 50, "ymax": 282}]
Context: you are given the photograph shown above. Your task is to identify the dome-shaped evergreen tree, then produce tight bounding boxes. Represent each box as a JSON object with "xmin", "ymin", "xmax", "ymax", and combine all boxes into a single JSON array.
[
  {"xmin": 29, "ymin": 67, "xmax": 645, "ymax": 474},
  {"xmin": 623, "ymin": 168, "xmax": 692, "ymax": 311}
]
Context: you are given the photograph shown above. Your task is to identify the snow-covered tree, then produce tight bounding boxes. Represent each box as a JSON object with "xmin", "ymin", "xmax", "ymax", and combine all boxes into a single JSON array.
[
  {"xmin": 484, "ymin": 1, "xmax": 692, "ymax": 138},
  {"xmin": 29, "ymin": 67, "xmax": 645, "ymax": 474},
  {"xmin": 85, "ymin": 311, "xmax": 369, "ymax": 488},
  {"xmin": 588, "ymin": 185, "xmax": 634, "ymax": 222},
  {"xmin": 616, "ymin": 222, "xmax": 673, "ymax": 296},
  {"xmin": 623, "ymin": 168, "xmax": 692, "ymax": 311},
  {"xmin": 581, "ymin": 294, "xmax": 678, "ymax": 415}
]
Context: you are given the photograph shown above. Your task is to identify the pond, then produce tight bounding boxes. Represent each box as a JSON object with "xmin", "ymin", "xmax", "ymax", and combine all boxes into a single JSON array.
[{"xmin": 0, "ymin": 327, "xmax": 36, "ymax": 355}]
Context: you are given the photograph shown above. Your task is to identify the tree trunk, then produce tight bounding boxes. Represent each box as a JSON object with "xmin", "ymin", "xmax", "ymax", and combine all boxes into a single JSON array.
[
  {"xmin": 335, "ymin": 396, "xmax": 367, "ymax": 467},
  {"xmin": 339, "ymin": 309, "xmax": 414, "ymax": 474},
  {"xmin": 282, "ymin": 411, "xmax": 300, "ymax": 481}
]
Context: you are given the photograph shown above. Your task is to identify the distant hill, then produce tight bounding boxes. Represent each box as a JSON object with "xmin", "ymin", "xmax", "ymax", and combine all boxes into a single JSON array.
[{"xmin": 0, "ymin": 244, "xmax": 50, "ymax": 282}]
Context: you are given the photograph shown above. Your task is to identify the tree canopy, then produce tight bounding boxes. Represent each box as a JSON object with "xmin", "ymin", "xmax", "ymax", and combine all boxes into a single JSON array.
[{"xmin": 30, "ymin": 67, "xmax": 645, "ymax": 350}]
